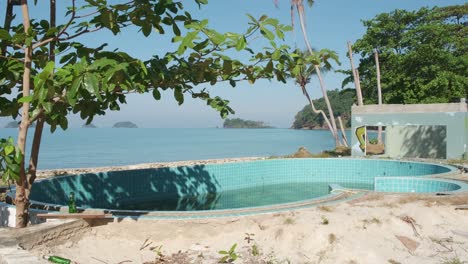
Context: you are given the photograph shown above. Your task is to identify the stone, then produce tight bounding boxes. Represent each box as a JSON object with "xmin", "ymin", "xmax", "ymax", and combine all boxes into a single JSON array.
[{"xmin": 395, "ymin": 235, "xmax": 420, "ymax": 252}]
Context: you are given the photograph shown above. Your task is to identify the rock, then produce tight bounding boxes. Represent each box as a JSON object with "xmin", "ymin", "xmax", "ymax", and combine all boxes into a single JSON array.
[
  {"xmin": 290, "ymin": 147, "xmax": 313, "ymax": 158},
  {"xmin": 395, "ymin": 235, "xmax": 419, "ymax": 252}
]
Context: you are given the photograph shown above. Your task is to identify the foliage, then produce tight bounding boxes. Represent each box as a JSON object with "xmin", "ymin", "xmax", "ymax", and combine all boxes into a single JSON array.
[
  {"xmin": 218, "ymin": 243, "xmax": 238, "ymax": 263},
  {"xmin": 292, "ymin": 89, "xmax": 355, "ymax": 129},
  {"xmin": 342, "ymin": 5, "xmax": 468, "ymax": 104},
  {"xmin": 0, "ymin": 137, "xmax": 23, "ymax": 182},
  {"xmin": 0, "ymin": 0, "xmax": 319, "ymax": 226},
  {"xmin": 223, "ymin": 118, "xmax": 272, "ymax": 128}
]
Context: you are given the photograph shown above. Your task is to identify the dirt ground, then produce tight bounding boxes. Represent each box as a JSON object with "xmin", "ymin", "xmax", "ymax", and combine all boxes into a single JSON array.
[{"xmin": 30, "ymin": 193, "xmax": 468, "ymax": 264}]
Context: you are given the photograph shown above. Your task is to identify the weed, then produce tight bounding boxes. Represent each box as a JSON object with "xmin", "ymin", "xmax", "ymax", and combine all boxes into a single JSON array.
[
  {"xmin": 362, "ymin": 217, "xmax": 381, "ymax": 229},
  {"xmin": 283, "ymin": 218, "xmax": 295, "ymax": 225},
  {"xmin": 441, "ymin": 257, "xmax": 465, "ymax": 264},
  {"xmin": 388, "ymin": 259, "xmax": 401, "ymax": 264},
  {"xmin": 328, "ymin": 233, "xmax": 337, "ymax": 244},
  {"xmin": 321, "ymin": 216, "xmax": 329, "ymax": 225},
  {"xmin": 318, "ymin": 206, "xmax": 333, "ymax": 212},
  {"xmin": 218, "ymin": 243, "xmax": 238, "ymax": 263},
  {"xmin": 149, "ymin": 245, "xmax": 165, "ymax": 262},
  {"xmin": 251, "ymin": 244, "xmax": 260, "ymax": 256},
  {"xmin": 244, "ymin": 233, "xmax": 255, "ymax": 244}
]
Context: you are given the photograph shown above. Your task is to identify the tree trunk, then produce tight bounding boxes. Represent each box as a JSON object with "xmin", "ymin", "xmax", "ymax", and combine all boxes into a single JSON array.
[
  {"xmin": 15, "ymin": 0, "xmax": 32, "ymax": 228},
  {"xmin": 337, "ymin": 116, "xmax": 349, "ymax": 147},
  {"xmin": 296, "ymin": 8, "xmax": 341, "ymax": 147},
  {"xmin": 347, "ymin": 41, "xmax": 363, "ymax": 106},
  {"xmin": 26, "ymin": 0, "xmax": 55, "ymax": 193},
  {"xmin": 374, "ymin": 49, "xmax": 383, "ymax": 144},
  {"xmin": 1, "ymin": 0, "xmax": 14, "ymax": 56},
  {"xmin": 301, "ymin": 84, "xmax": 334, "ymax": 139},
  {"xmin": 26, "ymin": 113, "xmax": 44, "ymax": 193}
]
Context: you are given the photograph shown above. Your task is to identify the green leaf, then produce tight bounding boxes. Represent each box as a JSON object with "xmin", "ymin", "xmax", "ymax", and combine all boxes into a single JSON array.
[
  {"xmin": 67, "ymin": 77, "xmax": 82, "ymax": 105},
  {"xmin": 142, "ymin": 24, "xmax": 152, "ymax": 37},
  {"xmin": 260, "ymin": 27, "xmax": 275, "ymax": 40},
  {"xmin": 172, "ymin": 23, "xmax": 181, "ymax": 36},
  {"xmin": 84, "ymin": 74, "xmax": 101, "ymax": 101},
  {"xmin": 0, "ymin": 29, "xmax": 11, "ymax": 40},
  {"xmin": 4, "ymin": 146, "xmax": 14, "ymax": 155},
  {"xmin": 235, "ymin": 36, "xmax": 246, "ymax": 51},
  {"xmin": 42, "ymin": 102, "xmax": 52, "ymax": 113},
  {"xmin": 174, "ymin": 87, "xmax": 184, "ymax": 105},
  {"xmin": 18, "ymin": 95, "xmax": 33, "ymax": 103},
  {"xmin": 152, "ymin": 88, "xmax": 161, "ymax": 100}
]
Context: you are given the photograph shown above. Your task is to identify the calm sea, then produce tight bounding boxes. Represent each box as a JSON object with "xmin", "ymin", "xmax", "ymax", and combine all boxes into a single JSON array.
[{"xmin": 0, "ymin": 128, "xmax": 350, "ymax": 170}]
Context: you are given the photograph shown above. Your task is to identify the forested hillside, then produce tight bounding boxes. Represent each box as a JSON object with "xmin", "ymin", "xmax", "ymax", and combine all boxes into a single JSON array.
[
  {"xmin": 223, "ymin": 118, "xmax": 273, "ymax": 128},
  {"xmin": 292, "ymin": 89, "xmax": 355, "ymax": 129}
]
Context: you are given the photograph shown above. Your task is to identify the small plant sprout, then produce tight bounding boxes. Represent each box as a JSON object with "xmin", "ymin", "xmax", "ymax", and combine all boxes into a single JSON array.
[
  {"xmin": 244, "ymin": 233, "xmax": 255, "ymax": 244},
  {"xmin": 284, "ymin": 217, "xmax": 295, "ymax": 225},
  {"xmin": 218, "ymin": 243, "xmax": 238, "ymax": 263},
  {"xmin": 251, "ymin": 244, "xmax": 260, "ymax": 256},
  {"xmin": 321, "ymin": 216, "xmax": 329, "ymax": 225},
  {"xmin": 149, "ymin": 245, "xmax": 165, "ymax": 262}
]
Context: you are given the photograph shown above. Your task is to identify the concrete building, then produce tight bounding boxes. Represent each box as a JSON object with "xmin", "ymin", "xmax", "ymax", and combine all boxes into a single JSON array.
[{"xmin": 351, "ymin": 99, "xmax": 467, "ymax": 160}]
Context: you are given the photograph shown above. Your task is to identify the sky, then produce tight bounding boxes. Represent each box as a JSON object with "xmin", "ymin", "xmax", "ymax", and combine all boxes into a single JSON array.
[{"xmin": 0, "ymin": 0, "xmax": 465, "ymax": 128}]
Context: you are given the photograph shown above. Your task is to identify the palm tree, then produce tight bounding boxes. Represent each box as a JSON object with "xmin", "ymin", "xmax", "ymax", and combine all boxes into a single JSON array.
[
  {"xmin": 288, "ymin": 0, "xmax": 342, "ymax": 147},
  {"xmin": 292, "ymin": 49, "xmax": 336, "ymax": 141}
]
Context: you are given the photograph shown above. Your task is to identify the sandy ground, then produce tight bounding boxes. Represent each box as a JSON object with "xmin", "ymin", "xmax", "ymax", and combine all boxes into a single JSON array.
[{"xmin": 30, "ymin": 193, "xmax": 468, "ymax": 264}]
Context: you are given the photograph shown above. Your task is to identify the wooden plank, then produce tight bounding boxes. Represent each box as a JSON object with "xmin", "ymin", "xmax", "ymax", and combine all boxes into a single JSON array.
[{"xmin": 36, "ymin": 213, "xmax": 113, "ymax": 219}]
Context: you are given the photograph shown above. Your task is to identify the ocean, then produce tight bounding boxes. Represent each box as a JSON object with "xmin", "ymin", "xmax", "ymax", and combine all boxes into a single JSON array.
[{"xmin": 0, "ymin": 128, "xmax": 351, "ymax": 170}]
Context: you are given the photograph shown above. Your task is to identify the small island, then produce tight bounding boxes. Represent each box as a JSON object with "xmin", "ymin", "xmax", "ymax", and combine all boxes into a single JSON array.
[
  {"xmin": 82, "ymin": 123, "xmax": 97, "ymax": 128},
  {"xmin": 223, "ymin": 118, "xmax": 273, "ymax": 129},
  {"xmin": 4, "ymin": 121, "xmax": 36, "ymax": 128},
  {"xmin": 113, "ymin": 121, "xmax": 138, "ymax": 128},
  {"xmin": 4, "ymin": 121, "xmax": 19, "ymax": 128}
]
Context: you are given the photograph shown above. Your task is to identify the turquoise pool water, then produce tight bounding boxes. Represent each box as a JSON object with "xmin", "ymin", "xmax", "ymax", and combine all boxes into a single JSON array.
[{"xmin": 28, "ymin": 159, "xmax": 462, "ymax": 213}]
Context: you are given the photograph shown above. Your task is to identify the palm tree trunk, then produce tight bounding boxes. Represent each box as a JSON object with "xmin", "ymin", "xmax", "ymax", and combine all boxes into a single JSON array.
[
  {"xmin": 374, "ymin": 49, "xmax": 383, "ymax": 145},
  {"xmin": 347, "ymin": 41, "xmax": 363, "ymax": 106},
  {"xmin": 15, "ymin": 0, "xmax": 32, "ymax": 228},
  {"xmin": 337, "ymin": 116, "xmax": 349, "ymax": 147},
  {"xmin": 301, "ymin": 84, "xmax": 334, "ymax": 138},
  {"xmin": 296, "ymin": 7, "xmax": 341, "ymax": 147}
]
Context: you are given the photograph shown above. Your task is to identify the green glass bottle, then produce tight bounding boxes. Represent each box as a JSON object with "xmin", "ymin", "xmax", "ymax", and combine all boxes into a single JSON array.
[
  {"xmin": 68, "ymin": 192, "xmax": 77, "ymax": 213},
  {"xmin": 46, "ymin": 255, "xmax": 71, "ymax": 264}
]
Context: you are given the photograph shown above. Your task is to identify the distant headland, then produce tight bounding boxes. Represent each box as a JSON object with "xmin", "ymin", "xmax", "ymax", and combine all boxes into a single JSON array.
[{"xmin": 113, "ymin": 121, "xmax": 138, "ymax": 128}]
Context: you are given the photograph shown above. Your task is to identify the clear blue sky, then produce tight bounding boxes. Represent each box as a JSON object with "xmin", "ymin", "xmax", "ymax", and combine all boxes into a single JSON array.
[{"xmin": 0, "ymin": 0, "xmax": 465, "ymax": 128}]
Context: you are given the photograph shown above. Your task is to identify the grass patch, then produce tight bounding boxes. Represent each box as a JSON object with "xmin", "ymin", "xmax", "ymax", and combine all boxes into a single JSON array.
[
  {"xmin": 283, "ymin": 218, "xmax": 295, "ymax": 225},
  {"xmin": 388, "ymin": 259, "xmax": 402, "ymax": 264},
  {"xmin": 441, "ymin": 257, "xmax": 465, "ymax": 264},
  {"xmin": 321, "ymin": 216, "xmax": 329, "ymax": 225},
  {"xmin": 318, "ymin": 206, "xmax": 333, "ymax": 212}
]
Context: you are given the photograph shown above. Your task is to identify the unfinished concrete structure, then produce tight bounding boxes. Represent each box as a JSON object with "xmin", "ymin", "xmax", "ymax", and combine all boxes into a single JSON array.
[{"xmin": 351, "ymin": 99, "xmax": 468, "ymax": 160}]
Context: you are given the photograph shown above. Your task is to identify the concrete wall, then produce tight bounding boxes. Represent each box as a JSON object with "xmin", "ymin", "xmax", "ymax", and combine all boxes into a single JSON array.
[
  {"xmin": 351, "ymin": 100, "xmax": 467, "ymax": 160},
  {"xmin": 385, "ymin": 126, "xmax": 447, "ymax": 159}
]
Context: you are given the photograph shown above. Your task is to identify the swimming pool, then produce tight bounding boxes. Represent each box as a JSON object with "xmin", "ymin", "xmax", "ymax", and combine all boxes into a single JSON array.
[{"xmin": 27, "ymin": 159, "xmax": 465, "ymax": 216}]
